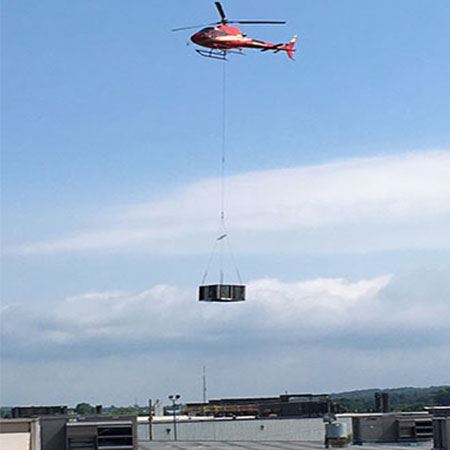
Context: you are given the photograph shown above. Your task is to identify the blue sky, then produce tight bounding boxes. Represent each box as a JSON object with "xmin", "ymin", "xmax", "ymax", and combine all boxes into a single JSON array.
[{"xmin": 1, "ymin": 0, "xmax": 450, "ymax": 406}]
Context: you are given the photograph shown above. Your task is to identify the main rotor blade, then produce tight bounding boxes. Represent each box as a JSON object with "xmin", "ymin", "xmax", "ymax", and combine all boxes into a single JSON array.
[
  {"xmin": 215, "ymin": 2, "xmax": 227, "ymax": 22},
  {"xmin": 229, "ymin": 20, "xmax": 286, "ymax": 25},
  {"xmin": 172, "ymin": 22, "xmax": 216, "ymax": 32}
]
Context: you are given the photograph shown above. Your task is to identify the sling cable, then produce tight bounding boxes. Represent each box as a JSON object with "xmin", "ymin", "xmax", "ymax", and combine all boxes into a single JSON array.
[{"xmin": 198, "ymin": 61, "xmax": 245, "ymax": 303}]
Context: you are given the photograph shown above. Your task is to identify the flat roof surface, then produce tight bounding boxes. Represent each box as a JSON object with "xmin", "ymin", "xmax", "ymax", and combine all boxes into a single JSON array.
[{"xmin": 139, "ymin": 442, "xmax": 432, "ymax": 450}]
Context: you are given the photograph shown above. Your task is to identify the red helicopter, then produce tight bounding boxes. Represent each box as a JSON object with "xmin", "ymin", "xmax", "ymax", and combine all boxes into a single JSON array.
[{"xmin": 172, "ymin": 2, "xmax": 297, "ymax": 61}]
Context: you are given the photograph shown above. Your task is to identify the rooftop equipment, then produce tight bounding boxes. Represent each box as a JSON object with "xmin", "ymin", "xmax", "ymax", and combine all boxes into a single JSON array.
[
  {"xmin": 198, "ymin": 232, "xmax": 246, "ymax": 303},
  {"xmin": 352, "ymin": 413, "xmax": 433, "ymax": 444},
  {"xmin": 325, "ymin": 421, "xmax": 349, "ymax": 448},
  {"xmin": 199, "ymin": 284, "xmax": 245, "ymax": 302},
  {"xmin": 375, "ymin": 393, "xmax": 382, "ymax": 412},
  {"xmin": 381, "ymin": 392, "xmax": 390, "ymax": 413}
]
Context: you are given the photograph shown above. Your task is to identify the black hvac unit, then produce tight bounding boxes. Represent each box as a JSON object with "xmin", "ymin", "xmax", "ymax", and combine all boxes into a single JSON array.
[{"xmin": 199, "ymin": 284, "xmax": 245, "ymax": 302}]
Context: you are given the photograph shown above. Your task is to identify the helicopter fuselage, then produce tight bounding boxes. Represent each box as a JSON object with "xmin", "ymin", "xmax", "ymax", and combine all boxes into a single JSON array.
[{"xmin": 191, "ymin": 25, "xmax": 278, "ymax": 51}]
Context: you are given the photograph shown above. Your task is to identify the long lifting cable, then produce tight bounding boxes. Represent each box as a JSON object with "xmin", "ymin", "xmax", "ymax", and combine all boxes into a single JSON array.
[
  {"xmin": 220, "ymin": 59, "xmax": 226, "ymax": 227},
  {"xmin": 219, "ymin": 60, "xmax": 227, "ymax": 284},
  {"xmin": 201, "ymin": 58, "xmax": 242, "ymax": 287},
  {"xmin": 201, "ymin": 61, "xmax": 227, "ymax": 286}
]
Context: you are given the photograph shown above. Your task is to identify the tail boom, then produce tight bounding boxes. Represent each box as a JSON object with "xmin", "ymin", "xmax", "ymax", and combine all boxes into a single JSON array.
[{"xmin": 261, "ymin": 34, "xmax": 297, "ymax": 59}]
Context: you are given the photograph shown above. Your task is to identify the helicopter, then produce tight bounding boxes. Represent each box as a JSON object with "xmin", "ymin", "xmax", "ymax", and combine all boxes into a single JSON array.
[{"xmin": 172, "ymin": 2, "xmax": 297, "ymax": 61}]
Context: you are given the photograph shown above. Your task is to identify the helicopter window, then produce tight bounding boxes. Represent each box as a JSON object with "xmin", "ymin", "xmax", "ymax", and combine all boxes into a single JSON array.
[{"xmin": 200, "ymin": 27, "xmax": 214, "ymax": 34}]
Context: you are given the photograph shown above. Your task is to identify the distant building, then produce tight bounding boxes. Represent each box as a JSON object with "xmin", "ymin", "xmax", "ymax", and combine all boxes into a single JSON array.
[
  {"xmin": 183, "ymin": 393, "xmax": 345, "ymax": 418},
  {"xmin": 12, "ymin": 406, "xmax": 68, "ymax": 419}
]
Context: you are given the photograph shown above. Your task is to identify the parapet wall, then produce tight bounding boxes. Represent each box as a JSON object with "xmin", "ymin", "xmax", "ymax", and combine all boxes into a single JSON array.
[{"xmin": 139, "ymin": 416, "xmax": 353, "ymax": 441}]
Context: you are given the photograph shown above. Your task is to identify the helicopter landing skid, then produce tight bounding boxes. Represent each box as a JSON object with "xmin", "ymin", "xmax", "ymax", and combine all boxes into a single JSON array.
[{"xmin": 195, "ymin": 48, "xmax": 244, "ymax": 60}]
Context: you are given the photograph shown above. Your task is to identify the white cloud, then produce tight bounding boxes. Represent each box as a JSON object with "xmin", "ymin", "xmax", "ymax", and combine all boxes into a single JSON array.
[
  {"xmin": 3, "ymin": 270, "xmax": 450, "ymax": 403},
  {"xmin": 7, "ymin": 150, "xmax": 450, "ymax": 255},
  {"xmin": 3, "ymin": 270, "xmax": 450, "ymax": 361}
]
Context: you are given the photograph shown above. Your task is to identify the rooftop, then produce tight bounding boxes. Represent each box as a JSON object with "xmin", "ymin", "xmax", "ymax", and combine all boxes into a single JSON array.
[{"xmin": 139, "ymin": 442, "xmax": 432, "ymax": 450}]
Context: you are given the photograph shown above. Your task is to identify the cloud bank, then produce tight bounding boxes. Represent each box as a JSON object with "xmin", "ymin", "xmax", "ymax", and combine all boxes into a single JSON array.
[
  {"xmin": 2, "ymin": 270, "xmax": 449, "ymax": 363},
  {"xmin": 8, "ymin": 150, "xmax": 450, "ymax": 255}
]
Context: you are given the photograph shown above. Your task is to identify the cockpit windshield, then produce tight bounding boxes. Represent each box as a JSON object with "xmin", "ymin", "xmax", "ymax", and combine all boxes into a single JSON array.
[{"xmin": 199, "ymin": 27, "xmax": 228, "ymax": 38}]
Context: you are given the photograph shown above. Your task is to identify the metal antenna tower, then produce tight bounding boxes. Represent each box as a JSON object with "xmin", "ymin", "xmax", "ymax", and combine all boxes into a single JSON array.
[{"xmin": 202, "ymin": 366, "xmax": 207, "ymax": 404}]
